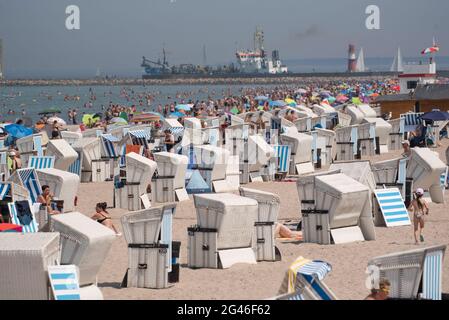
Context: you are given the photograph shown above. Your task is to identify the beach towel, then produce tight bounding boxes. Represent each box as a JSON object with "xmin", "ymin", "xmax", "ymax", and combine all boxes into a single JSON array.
[{"xmin": 126, "ymin": 144, "xmax": 142, "ymax": 155}]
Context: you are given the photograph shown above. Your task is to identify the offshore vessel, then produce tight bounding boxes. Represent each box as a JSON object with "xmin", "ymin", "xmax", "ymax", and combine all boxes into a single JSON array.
[{"xmin": 141, "ymin": 28, "xmax": 288, "ymax": 79}]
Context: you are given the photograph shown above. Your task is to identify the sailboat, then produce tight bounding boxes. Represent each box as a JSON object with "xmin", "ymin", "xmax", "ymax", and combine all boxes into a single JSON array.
[
  {"xmin": 390, "ymin": 47, "xmax": 404, "ymax": 72},
  {"xmin": 355, "ymin": 48, "xmax": 365, "ymax": 72}
]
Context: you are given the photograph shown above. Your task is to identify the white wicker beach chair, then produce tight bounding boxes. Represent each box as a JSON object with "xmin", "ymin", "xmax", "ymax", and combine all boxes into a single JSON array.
[
  {"xmin": 368, "ymin": 245, "xmax": 446, "ymax": 300},
  {"xmin": 0, "ymin": 233, "xmax": 60, "ymax": 300},
  {"xmin": 49, "ymin": 212, "xmax": 116, "ymax": 287}
]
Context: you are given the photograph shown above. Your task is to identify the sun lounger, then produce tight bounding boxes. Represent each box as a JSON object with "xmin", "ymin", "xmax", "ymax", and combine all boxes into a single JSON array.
[
  {"xmin": 275, "ymin": 256, "xmax": 337, "ymax": 300},
  {"xmin": 49, "ymin": 212, "xmax": 116, "ymax": 287},
  {"xmin": 368, "ymin": 245, "xmax": 446, "ymax": 299},
  {"xmin": 188, "ymin": 193, "xmax": 258, "ymax": 269},
  {"xmin": 0, "ymin": 233, "xmax": 61, "ymax": 300}
]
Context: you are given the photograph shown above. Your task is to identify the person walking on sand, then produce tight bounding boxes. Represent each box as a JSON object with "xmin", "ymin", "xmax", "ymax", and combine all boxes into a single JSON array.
[{"xmin": 408, "ymin": 188, "xmax": 429, "ymax": 244}]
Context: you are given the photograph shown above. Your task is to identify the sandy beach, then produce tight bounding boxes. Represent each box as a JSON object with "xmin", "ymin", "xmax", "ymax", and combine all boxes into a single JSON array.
[{"xmin": 72, "ymin": 140, "xmax": 449, "ymax": 300}]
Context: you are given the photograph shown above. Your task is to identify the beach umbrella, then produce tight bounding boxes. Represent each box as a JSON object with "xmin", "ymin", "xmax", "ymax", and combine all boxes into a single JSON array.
[
  {"xmin": 230, "ymin": 107, "xmax": 239, "ymax": 115},
  {"xmin": 336, "ymin": 95, "xmax": 349, "ymax": 103},
  {"xmin": 419, "ymin": 110, "xmax": 449, "ymax": 122},
  {"xmin": 255, "ymin": 96, "xmax": 269, "ymax": 101},
  {"xmin": 269, "ymin": 100, "xmax": 287, "ymax": 108},
  {"xmin": 119, "ymin": 111, "xmax": 128, "ymax": 121},
  {"xmin": 38, "ymin": 108, "xmax": 61, "ymax": 115},
  {"xmin": 352, "ymin": 97, "xmax": 362, "ymax": 105},
  {"xmin": 47, "ymin": 117, "xmax": 66, "ymax": 126},
  {"xmin": 82, "ymin": 114, "xmax": 100, "ymax": 126},
  {"xmin": 4, "ymin": 124, "xmax": 33, "ymax": 139},
  {"xmin": 131, "ymin": 113, "xmax": 161, "ymax": 123},
  {"xmin": 110, "ymin": 117, "xmax": 128, "ymax": 125},
  {"xmin": 295, "ymin": 88, "xmax": 308, "ymax": 94},
  {"xmin": 175, "ymin": 104, "xmax": 193, "ymax": 111},
  {"xmin": 257, "ymin": 106, "xmax": 265, "ymax": 111},
  {"xmin": 285, "ymin": 98, "xmax": 296, "ymax": 105},
  {"xmin": 169, "ymin": 111, "xmax": 185, "ymax": 118},
  {"xmin": 327, "ymin": 96, "xmax": 336, "ymax": 103}
]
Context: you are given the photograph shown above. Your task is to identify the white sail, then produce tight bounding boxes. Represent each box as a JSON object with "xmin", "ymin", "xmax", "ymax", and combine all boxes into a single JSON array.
[
  {"xmin": 390, "ymin": 47, "xmax": 404, "ymax": 72},
  {"xmin": 355, "ymin": 48, "xmax": 365, "ymax": 72}
]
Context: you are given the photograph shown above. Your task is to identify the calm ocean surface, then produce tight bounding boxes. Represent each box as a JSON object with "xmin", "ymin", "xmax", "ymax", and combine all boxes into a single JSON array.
[{"xmin": 2, "ymin": 57, "xmax": 448, "ymax": 123}]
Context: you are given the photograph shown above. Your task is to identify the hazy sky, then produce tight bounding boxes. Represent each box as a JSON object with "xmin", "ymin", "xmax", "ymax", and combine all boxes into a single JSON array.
[{"xmin": 1, "ymin": 0, "xmax": 448, "ymax": 78}]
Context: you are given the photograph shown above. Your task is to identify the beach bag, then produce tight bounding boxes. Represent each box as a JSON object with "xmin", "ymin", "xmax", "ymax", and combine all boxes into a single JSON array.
[{"xmin": 15, "ymin": 200, "xmax": 34, "ymax": 226}]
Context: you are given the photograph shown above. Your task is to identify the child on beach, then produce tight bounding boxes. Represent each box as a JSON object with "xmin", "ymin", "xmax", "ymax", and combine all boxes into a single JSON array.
[
  {"xmin": 91, "ymin": 202, "xmax": 121, "ymax": 236},
  {"xmin": 408, "ymin": 188, "xmax": 429, "ymax": 244}
]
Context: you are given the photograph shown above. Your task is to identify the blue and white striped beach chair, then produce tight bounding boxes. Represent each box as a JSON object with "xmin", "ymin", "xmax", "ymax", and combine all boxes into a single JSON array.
[
  {"xmin": 68, "ymin": 150, "xmax": 83, "ymax": 176},
  {"xmin": 422, "ymin": 249, "xmax": 445, "ymax": 300},
  {"xmin": 28, "ymin": 156, "xmax": 55, "ymax": 170},
  {"xmin": 294, "ymin": 260, "xmax": 336, "ymax": 300},
  {"xmin": 278, "ymin": 259, "xmax": 336, "ymax": 301},
  {"xmin": 401, "ymin": 113, "xmax": 424, "ymax": 133},
  {"xmin": 206, "ymin": 128, "xmax": 219, "ymax": 146},
  {"xmin": 170, "ymin": 127, "xmax": 185, "ymax": 140},
  {"xmin": 101, "ymin": 134, "xmax": 119, "ymax": 158},
  {"xmin": 33, "ymin": 135, "xmax": 44, "ymax": 157},
  {"xmin": 160, "ymin": 204, "xmax": 177, "ymax": 273},
  {"xmin": 128, "ymin": 130, "xmax": 151, "ymax": 150},
  {"xmin": 119, "ymin": 145, "xmax": 127, "ymax": 168},
  {"xmin": 441, "ymin": 167, "xmax": 448, "ymax": 190},
  {"xmin": 16, "ymin": 168, "xmax": 42, "ymax": 203},
  {"xmin": 374, "ymin": 188, "xmax": 411, "ymax": 227},
  {"xmin": 274, "ymin": 145, "xmax": 291, "ymax": 173},
  {"xmin": 8, "ymin": 200, "xmax": 38, "ymax": 233},
  {"xmin": 48, "ymin": 265, "xmax": 81, "ymax": 300},
  {"xmin": 0, "ymin": 183, "xmax": 11, "ymax": 200}
]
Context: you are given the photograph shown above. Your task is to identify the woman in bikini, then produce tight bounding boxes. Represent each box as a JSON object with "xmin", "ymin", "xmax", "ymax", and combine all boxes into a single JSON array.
[
  {"xmin": 408, "ymin": 188, "xmax": 429, "ymax": 244},
  {"xmin": 91, "ymin": 202, "xmax": 121, "ymax": 236}
]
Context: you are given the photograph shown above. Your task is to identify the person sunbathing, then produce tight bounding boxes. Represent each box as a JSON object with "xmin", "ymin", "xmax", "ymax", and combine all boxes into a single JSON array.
[
  {"xmin": 37, "ymin": 185, "xmax": 60, "ymax": 215},
  {"xmin": 275, "ymin": 222, "xmax": 302, "ymax": 240},
  {"xmin": 91, "ymin": 202, "xmax": 121, "ymax": 236}
]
